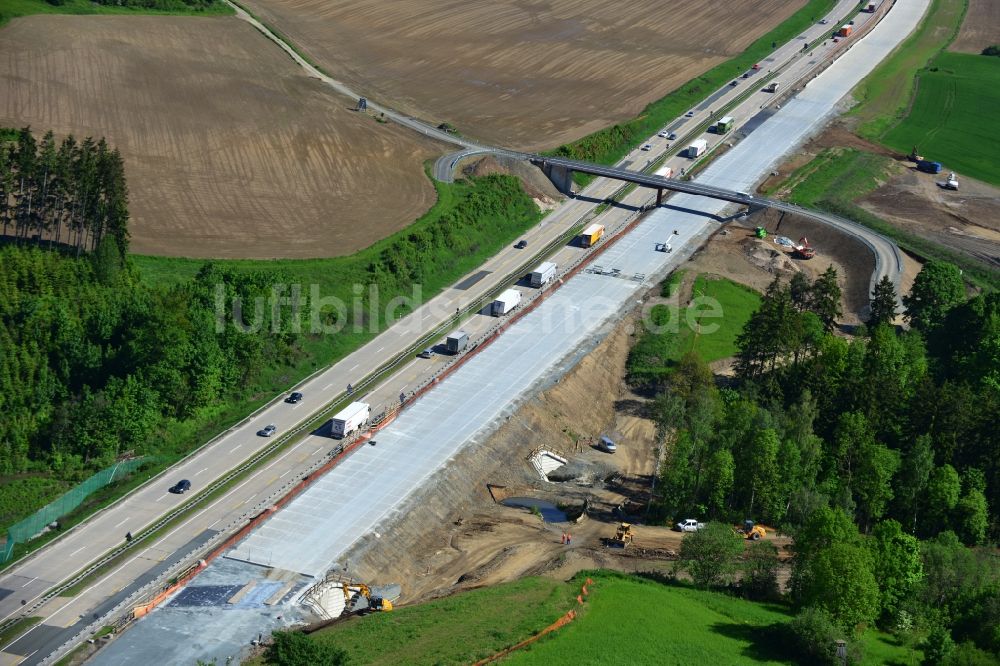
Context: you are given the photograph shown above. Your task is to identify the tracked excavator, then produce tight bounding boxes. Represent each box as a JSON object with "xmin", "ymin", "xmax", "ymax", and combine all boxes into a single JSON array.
[{"xmin": 344, "ymin": 583, "xmax": 393, "ymax": 613}]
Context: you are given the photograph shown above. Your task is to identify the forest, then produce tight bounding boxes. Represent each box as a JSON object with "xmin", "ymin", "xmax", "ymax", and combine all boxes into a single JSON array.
[
  {"xmin": 643, "ymin": 262, "xmax": 999, "ymax": 663},
  {"xmin": 0, "ymin": 127, "xmax": 128, "ymax": 257}
]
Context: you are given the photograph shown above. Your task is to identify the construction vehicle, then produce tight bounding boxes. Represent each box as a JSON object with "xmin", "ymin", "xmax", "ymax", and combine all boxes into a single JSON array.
[
  {"xmin": 608, "ymin": 522, "xmax": 634, "ymax": 548},
  {"xmin": 908, "ymin": 146, "xmax": 924, "ymax": 162},
  {"xmin": 792, "ymin": 237, "xmax": 816, "ymax": 259},
  {"xmin": 838, "ymin": 25, "xmax": 853, "ymax": 37},
  {"xmin": 734, "ymin": 520, "xmax": 766, "ymax": 541},
  {"xmin": 939, "ymin": 172, "xmax": 959, "ymax": 190},
  {"xmin": 754, "ymin": 227, "xmax": 768, "ymax": 239},
  {"xmin": 344, "ymin": 583, "xmax": 393, "ymax": 613},
  {"xmin": 917, "ymin": 160, "xmax": 943, "ymax": 174},
  {"xmin": 655, "ymin": 242, "xmax": 672, "ymax": 253}
]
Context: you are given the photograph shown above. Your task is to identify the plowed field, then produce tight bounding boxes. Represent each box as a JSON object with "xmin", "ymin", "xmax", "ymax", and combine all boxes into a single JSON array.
[
  {"xmin": 238, "ymin": 0, "xmax": 806, "ymax": 151},
  {"xmin": 950, "ymin": 0, "xmax": 1000, "ymax": 53},
  {"xmin": 0, "ymin": 15, "xmax": 441, "ymax": 259}
]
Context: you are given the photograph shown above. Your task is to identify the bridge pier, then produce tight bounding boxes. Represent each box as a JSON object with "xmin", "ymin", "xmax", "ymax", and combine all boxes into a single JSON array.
[
  {"xmin": 656, "ymin": 188, "xmax": 663, "ymax": 206},
  {"xmin": 541, "ymin": 164, "xmax": 575, "ymax": 196}
]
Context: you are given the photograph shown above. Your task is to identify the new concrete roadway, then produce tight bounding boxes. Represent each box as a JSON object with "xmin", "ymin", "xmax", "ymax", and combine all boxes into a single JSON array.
[{"xmin": 0, "ymin": 0, "xmax": 921, "ymax": 663}]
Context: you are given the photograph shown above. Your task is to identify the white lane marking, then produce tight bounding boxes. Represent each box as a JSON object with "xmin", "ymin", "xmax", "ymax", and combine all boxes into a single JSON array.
[
  {"xmin": 350, "ymin": 363, "xmax": 359, "ymax": 371},
  {"xmin": 313, "ymin": 447, "xmax": 323, "ymax": 455},
  {"xmin": 279, "ymin": 470, "xmax": 290, "ymax": 479},
  {"xmin": 323, "ymin": 383, "xmax": 334, "ymax": 390},
  {"xmin": 22, "ymin": 576, "xmax": 37, "ymax": 588},
  {"xmin": 195, "ymin": 467, "xmax": 209, "ymax": 476},
  {"xmin": 113, "ymin": 518, "xmax": 129, "ymax": 528},
  {"xmin": 156, "ymin": 494, "xmax": 168, "ymax": 502},
  {"xmin": 376, "ymin": 346, "xmax": 385, "ymax": 352},
  {"xmin": 230, "ymin": 444, "xmax": 242, "ymax": 453},
  {"xmin": 69, "ymin": 546, "xmax": 85, "ymax": 557},
  {"xmin": 208, "ymin": 518, "xmax": 221, "ymax": 529},
  {"xmin": 292, "ymin": 403, "xmax": 302, "ymax": 410}
]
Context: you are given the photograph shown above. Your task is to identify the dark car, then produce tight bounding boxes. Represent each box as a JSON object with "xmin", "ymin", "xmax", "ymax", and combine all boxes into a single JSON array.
[
  {"xmin": 169, "ymin": 479, "xmax": 191, "ymax": 494},
  {"xmin": 285, "ymin": 391, "xmax": 304, "ymax": 404},
  {"xmin": 258, "ymin": 424, "xmax": 277, "ymax": 437},
  {"xmin": 515, "ymin": 239, "xmax": 528, "ymax": 249}
]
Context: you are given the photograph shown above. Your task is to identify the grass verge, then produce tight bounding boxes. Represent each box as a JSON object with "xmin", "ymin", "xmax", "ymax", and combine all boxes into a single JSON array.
[
  {"xmin": 546, "ymin": 0, "xmax": 839, "ymax": 171},
  {"xmin": 769, "ymin": 147, "xmax": 1000, "ymax": 289},
  {"xmin": 0, "ymin": 0, "xmax": 232, "ymax": 26},
  {"xmin": 629, "ymin": 275, "xmax": 761, "ymax": 385}
]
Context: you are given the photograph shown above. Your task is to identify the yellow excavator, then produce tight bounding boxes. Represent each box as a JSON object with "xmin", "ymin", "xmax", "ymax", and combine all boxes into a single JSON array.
[
  {"xmin": 343, "ymin": 583, "xmax": 393, "ymax": 612},
  {"xmin": 734, "ymin": 519, "xmax": 766, "ymax": 541}
]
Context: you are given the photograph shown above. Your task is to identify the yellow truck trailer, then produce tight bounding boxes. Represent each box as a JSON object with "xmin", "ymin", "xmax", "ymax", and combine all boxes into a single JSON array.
[{"xmin": 580, "ymin": 223, "xmax": 605, "ymax": 248}]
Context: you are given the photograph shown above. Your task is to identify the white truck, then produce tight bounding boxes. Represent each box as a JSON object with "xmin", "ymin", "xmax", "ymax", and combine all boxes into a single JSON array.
[
  {"xmin": 655, "ymin": 165, "xmax": 674, "ymax": 178},
  {"xmin": 491, "ymin": 288, "xmax": 521, "ymax": 317},
  {"xmin": 687, "ymin": 138, "xmax": 708, "ymax": 158},
  {"xmin": 330, "ymin": 401, "xmax": 370, "ymax": 439},
  {"xmin": 676, "ymin": 519, "xmax": 706, "ymax": 532},
  {"xmin": 529, "ymin": 262, "xmax": 557, "ymax": 288}
]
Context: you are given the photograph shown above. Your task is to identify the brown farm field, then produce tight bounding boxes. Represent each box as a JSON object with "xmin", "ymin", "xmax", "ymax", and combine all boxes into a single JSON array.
[
  {"xmin": 0, "ymin": 15, "xmax": 442, "ymax": 259},
  {"xmin": 950, "ymin": 0, "xmax": 1000, "ymax": 53},
  {"xmin": 238, "ymin": 0, "xmax": 807, "ymax": 151}
]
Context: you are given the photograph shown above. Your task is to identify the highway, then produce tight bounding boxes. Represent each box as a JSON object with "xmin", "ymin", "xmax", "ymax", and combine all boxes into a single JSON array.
[
  {"xmin": 90, "ymin": 1, "xmax": 929, "ymax": 664},
  {"xmin": 0, "ymin": 0, "xmax": 920, "ymax": 663}
]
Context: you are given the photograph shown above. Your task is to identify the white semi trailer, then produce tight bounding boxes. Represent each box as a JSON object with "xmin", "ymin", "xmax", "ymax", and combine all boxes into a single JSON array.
[
  {"xmin": 491, "ymin": 289, "xmax": 521, "ymax": 316},
  {"xmin": 529, "ymin": 262, "xmax": 557, "ymax": 288},
  {"xmin": 330, "ymin": 401, "xmax": 371, "ymax": 439}
]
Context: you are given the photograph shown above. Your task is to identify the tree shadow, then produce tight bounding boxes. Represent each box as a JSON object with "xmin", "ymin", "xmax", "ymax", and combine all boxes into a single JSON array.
[{"xmin": 709, "ymin": 620, "xmax": 795, "ymax": 662}]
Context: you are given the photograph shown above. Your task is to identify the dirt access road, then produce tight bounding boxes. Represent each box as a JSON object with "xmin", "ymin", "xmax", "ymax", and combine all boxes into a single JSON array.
[
  {"xmin": 237, "ymin": 0, "xmax": 807, "ymax": 151},
  {"xmin": 0, "ymin": 15, "xmax": 441, "ymax": 259},
  {"xmin": 950, "ymin": 0, "xmax": 1000, "ymax": 53}
]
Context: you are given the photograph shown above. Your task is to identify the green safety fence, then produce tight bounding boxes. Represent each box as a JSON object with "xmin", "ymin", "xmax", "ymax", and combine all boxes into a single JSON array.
[{"xmin": 2, "ymin": 457, "xmax": 152, "ymax": 562}]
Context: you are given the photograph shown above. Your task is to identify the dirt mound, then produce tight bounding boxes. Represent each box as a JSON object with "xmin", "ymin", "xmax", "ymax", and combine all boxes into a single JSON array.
[
  {"xmin": 464, "ymin": 155, "xmax": 562, "ymax": 206},
  {"xmin": 741, "ymin": 238, "xmax": 801, "ymax": 277}
]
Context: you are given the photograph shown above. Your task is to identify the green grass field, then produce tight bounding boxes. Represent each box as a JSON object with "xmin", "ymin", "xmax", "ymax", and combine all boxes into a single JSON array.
[
  {"xmin": 628, "ymin": 275, "xmax": 761, "ymax": 384},
  {"xmin": 881, "ymin": 51, "xmax": 1000, "ymax": 185},
  {"xmin": 0, "ymin": 0, "xmax": 232, "ymax": 26},
  {"xmin": 852, "ymin": 0, "xmax": 966, "ymax": 139},
  {"xmin": 264, "ymin": 572, "xmax": 921, "ymax": 665}
]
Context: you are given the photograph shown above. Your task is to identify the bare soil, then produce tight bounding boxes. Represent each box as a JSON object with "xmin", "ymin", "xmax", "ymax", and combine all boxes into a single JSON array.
[
  {"xmin": 859, "ymin": 167, "xmax": 1000, "ymax": 272},
  {"xmin": 950, "ymin": 0, "xmax": 1000, "ymax": 53},
  {"xmin": 237, "ymin": 0, "xmax": 807, "ymax": 151},
  {"xmin": 343, "ymin": 306, "xmax": 792, "ymax": 606},
  {"xmin": 686, "ymin": 208, "xmax": 875, "ymax": 326},
  {"xmin": 0, "ymin": 15, "xmax": 442, "ymax": 259}
]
